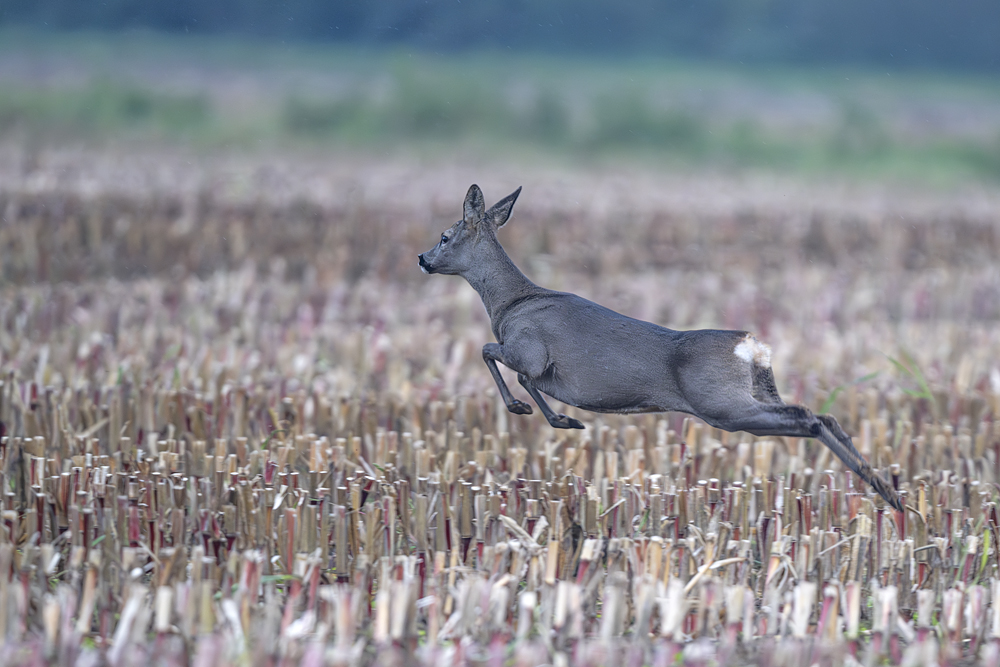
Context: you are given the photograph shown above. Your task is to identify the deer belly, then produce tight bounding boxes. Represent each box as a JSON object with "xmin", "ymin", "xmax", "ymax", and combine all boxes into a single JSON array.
[{"xmin": 534, "ymin": 363, "xmax": 681, "ymax": 414}]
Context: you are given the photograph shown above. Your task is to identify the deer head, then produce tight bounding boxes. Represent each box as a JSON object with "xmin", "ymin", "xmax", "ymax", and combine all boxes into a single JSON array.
[{"xmin": 418, "ymin": 184, "xmax": 521, "ymax": 275}]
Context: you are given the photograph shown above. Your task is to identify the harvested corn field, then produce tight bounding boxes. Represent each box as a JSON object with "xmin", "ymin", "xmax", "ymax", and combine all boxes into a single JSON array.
[{"xmin": 1, "ymin": 147, "xmax": 1000, "ymax": 666}]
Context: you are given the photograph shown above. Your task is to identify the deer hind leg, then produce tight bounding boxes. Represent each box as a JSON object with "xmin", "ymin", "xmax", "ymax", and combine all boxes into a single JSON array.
[
  {"xmin": 813, "ymin": 413, "xmax": 900, "ymax": 509},
  {"xmin": 710, "ymin": 403, "xmax": 902, "ymax": 511},
  {"xmin": 482, "ymin": 343, "xmax": 533, "ymax": 415},
  {"xmin": 750, "ymin": 363, "xmax": 783, "ymax": 405},
  {"xmin": 517, "ymin": 374, "xmax": 584, "ymax": 429}
]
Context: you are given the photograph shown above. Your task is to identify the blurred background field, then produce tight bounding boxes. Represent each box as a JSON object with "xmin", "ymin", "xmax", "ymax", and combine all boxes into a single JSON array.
[
  {"xmin": 1, "ymin": 30, "xmax": 1000, "ymax": 184},
  {"xmin": 2, "ymin": 5, "xmax": 1000, "ymax": 666}
]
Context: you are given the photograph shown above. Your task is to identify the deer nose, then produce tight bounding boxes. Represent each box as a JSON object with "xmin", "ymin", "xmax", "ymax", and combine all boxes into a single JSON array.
[{"xmin": 418, "ymin": 254, "xmax": 432, "ymax": 274}]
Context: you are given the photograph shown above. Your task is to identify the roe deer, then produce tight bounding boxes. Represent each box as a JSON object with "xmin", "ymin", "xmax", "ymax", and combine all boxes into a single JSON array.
[{"xmin": 418, "ymin": 184, "xmax": 902, "ymax": 510}]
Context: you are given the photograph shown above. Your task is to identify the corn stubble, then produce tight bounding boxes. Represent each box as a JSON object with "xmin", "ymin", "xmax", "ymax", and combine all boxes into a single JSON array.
[{"xmin": 2, "ymin": 151, "xmax": 1000, "ymax": 666}]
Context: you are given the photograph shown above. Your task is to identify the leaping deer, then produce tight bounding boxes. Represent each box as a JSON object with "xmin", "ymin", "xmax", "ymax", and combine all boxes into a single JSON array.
[{"xmin": 418, "ymin": 184, "xmax": 902, "ymax": 511}]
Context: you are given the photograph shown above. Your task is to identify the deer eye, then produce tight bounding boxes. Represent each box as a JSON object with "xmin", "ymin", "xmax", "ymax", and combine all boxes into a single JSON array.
[{"xmin": 440, "ymin": 234, "xmax": 449, "ymax": 245}]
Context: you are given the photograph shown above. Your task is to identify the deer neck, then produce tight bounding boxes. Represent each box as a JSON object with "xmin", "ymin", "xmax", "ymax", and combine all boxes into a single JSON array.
[{"xmin": 462, "ymin": 236, "xmax": 540, "ymax": 324}]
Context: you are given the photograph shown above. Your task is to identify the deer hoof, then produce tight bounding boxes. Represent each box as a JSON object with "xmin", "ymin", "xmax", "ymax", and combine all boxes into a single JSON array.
[
  {"xmin": 551, "ymin": 414, "xmax": 585, "ymax": 429},
  {"xmin": 508, "ymin": 400, "xmax": 533, "ymax": 415}
]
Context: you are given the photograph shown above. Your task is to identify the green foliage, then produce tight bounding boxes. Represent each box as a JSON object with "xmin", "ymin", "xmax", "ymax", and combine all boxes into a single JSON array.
[
  {"xmin": 278, "ymin": 68, "xmax": 710, "ymax": 156},
  {"xmin": 0, "ymin": 79, "xmax": 209, "ymax": 138},
  {"xmin": 522, "ymin": 90, "xmax": 569, "ymax": 144},
  {"xmin": 828, "ymin": 102, "xmax": 891, "ymax": 160},
  {"xmin": 589, "ymin": 92, "xmax": 706, "ymax": 153},
  {"xmin": 283, "ymin": 96, "xmax": 370, "ymax": 137},
  {"xmin": 389, "ymin": 66, "xmax": 506, "ymax": 138},
  {"xmin": 887, "ymin": 350, "xmax": 933, "ymax": 401},
  {"xmin": 819, "ymin": 372, "xmax": 879, "ymax": 415},
  {"xmin": 887, "ymin": 349, "xmax": 941, "ymax": 421}
]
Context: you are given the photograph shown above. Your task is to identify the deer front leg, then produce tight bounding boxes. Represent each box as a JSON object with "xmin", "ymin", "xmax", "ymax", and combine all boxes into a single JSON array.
[
  {"xmin": 517, "ymin": 374, "xmax": 584, "ymax": 429},
  {"xmin": 482, "ymin": 343, "xmax": 533, "ymax": 415}
]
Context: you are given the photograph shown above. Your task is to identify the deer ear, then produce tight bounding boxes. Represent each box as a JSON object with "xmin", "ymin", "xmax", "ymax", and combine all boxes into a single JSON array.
[
  {"xmin": 486, "ymin": 186, "xmax": 522, "ymax": 228},
  {"xmin": 463, "ymin": 184, "xmax": 486, "ymax": 224}
]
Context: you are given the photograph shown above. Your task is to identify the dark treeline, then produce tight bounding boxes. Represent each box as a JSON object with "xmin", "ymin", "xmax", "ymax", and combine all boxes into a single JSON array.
[{"xmin": 2, "ymin": 0, "xmax": 999, "ymax": 73}]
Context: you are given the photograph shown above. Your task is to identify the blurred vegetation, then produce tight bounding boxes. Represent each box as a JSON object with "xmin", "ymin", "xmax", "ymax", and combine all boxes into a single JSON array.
[
  {"xmin": 0, "ymin": 80, "xmax": 210, "ymax": 139},
  {"xmin": 3, "ymin": 0, "xmax": 999, "ymax": 72},
  {"xmin": 1, "ymin": 32, "xmax": 999, "ymax": 183}
]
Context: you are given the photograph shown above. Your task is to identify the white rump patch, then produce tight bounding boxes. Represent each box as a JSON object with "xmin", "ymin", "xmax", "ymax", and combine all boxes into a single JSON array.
[{"xmin": 734, "ymin": 334, "xmax": 772, "ymax": 366}]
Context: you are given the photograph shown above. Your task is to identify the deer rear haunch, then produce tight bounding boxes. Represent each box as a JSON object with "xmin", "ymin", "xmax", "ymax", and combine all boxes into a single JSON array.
[{"xmin": 418, "ymin": 184, "xmax": 903, "ymax": 511}]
